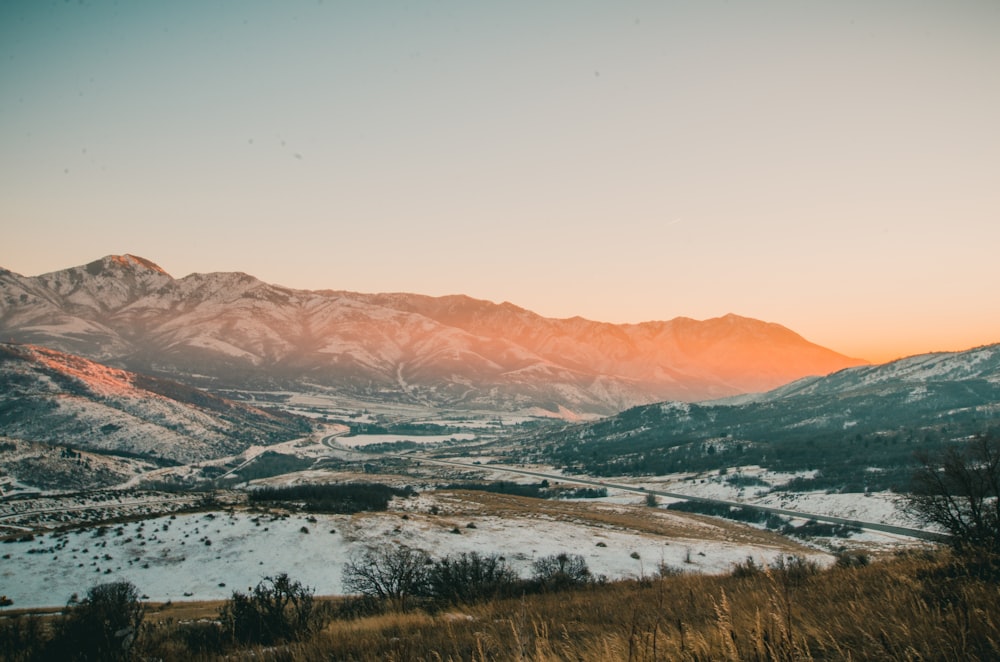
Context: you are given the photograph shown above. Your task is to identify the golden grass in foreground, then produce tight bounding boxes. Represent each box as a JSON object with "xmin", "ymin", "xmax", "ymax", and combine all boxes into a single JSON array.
[
  {"xmin": 128, "ymin": 549, "xmax": 1000, "ymax": 661},
  {"xmin": 5, "ymin": 550, "xmax": 995, "ymax": 660}
]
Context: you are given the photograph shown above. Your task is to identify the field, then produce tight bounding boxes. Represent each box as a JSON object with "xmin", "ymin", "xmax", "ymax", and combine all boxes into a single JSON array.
[{"xmin": 2, "ymin": 486, "xmax": 843, "ymax": 609}]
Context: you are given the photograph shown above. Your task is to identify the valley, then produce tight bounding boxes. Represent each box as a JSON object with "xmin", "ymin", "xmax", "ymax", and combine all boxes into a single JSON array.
[
  {"xmin": 1, "ymin": 383, "xmax": 932, "ymax": 611},
  {"xmin": 1, "ymin": 334, "xmax": 987, "ymax": 616},
  {"xmin": 0, "ymin": 256, "xmax": 996, "ymax": 661}
]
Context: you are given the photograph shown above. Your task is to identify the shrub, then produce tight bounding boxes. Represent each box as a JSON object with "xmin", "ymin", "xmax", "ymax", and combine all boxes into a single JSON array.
[
  {"xmin": 425, "ymin": 552, "xmax": 517, "ymax": 604},
  {"xmin": 531, "ymin": 552, "xmax": 591, "ymax": 590},
  {"xmin": 656, "ymin": 562, "xmax": 684, "ymax": 577},
  {"xmin": 835, "ymin": 550, "xmax": 871, "ymax": 569},
  {"xmin": 50, "ymin": 580, "xmax": 145, "ymax": 661},
  {"xmin": 783, "ymin": 519, "xmax": 860, "ymax": 539},
  {"xmin": 731, "ymin": 556, "xmax": 765, "ymax": 579},
  {"xmin": 0, "ymin": 614, "xmax": 47, "ymax": 661},
  {"xmin": 248, "ymin": 481, "xmax": 415, "ymax": 513},
  {"xmin": 141, "ymin": 619, "xmax": 227, "ymax": 658},
  {"xmin": 442, "ymin": 480, "xmax": 547, "ymax": 498},
  {"xmin": 219, "ymin": 573, "xmax": 319, "ymax": 646},
  {"xmin": 234, "ymin": 452, "xmax": 315, "ymax": 481},
  {"xmin": 342, "ymin": 546, "xmax": 430, "ymax": 609},
  {"xmin": 769, "ymin": 554, "xmax": 820, "ymax": 586}
]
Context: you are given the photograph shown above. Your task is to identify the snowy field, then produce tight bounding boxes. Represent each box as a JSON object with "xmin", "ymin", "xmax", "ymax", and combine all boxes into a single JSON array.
[
  {"xmin": 1, "ymin": 497, "xmax": 828, "ymax": 609},
  {"xmin": 393, "ymin": 456, "xmax": 918, "ymax": 531},
  {"xmin": 615, "ymin": 467, "xmax": 912, "ymax": 528},
  {"xmin": 0, "ymin": 433, "xmax": 935, "ymax": 611}
]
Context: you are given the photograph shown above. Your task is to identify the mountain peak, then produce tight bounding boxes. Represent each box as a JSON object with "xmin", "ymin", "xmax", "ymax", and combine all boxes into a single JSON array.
[{"xmin": 87, "ymin": 254, "xmax": 170, "ymax": 277}]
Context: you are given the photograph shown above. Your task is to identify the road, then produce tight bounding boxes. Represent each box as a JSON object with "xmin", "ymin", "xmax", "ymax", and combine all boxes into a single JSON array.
[
  {"xmin": 398, "ymin": 454, "xmax": 946, "ymax": 542},
  {"xmin": 217, "ymin": 425, "xmax": 353, "ymax": 479}
]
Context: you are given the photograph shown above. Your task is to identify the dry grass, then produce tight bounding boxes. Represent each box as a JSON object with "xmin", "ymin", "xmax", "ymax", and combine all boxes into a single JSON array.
[
  {"xmin": 5, "ymin": 549, "xmax": 998, "ymax": 660},
  {"xmin": 143, "ymin": 599, "xmax": 228, "ymax": 623},
  {"xmin": 200, "ymin": 549, "xmax": 998, "ymax": 661},
  {"xmin": 429, "ymin": 490, "xmax": 812, "ymax": 551}
]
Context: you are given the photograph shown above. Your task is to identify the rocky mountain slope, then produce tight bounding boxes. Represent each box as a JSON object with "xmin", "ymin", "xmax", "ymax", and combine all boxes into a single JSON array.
[
  {"xmin": 524, "ymin": 344, "xmax": 1000, "ymax": 489},
  {"xmin": 0, "ymin": 342, "xmax": 312, "ymax": 465},
  {"xmin": 0, "ymin": 255, "xmax": 866, "ymax": 415}
]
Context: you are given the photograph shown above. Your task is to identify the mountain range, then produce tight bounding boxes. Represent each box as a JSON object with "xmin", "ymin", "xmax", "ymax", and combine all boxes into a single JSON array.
[{"xmin": 0, "ymin": 254, "xmax": 866, "ymax": 415}]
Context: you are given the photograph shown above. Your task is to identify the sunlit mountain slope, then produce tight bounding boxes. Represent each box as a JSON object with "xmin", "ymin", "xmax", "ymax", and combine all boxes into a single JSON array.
[{"xmin": 0, "ymin": 255, "xmax": 866, "ymax": 415}]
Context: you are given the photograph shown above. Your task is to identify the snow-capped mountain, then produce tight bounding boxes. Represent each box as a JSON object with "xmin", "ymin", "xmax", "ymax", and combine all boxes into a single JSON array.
[
  {"xmin": 0, "ymin": 255, "xmax": 866, "ymax": 415},
  {"xmin": 0, "ymin": 342, "xmax": 312, "ymax": 464}
]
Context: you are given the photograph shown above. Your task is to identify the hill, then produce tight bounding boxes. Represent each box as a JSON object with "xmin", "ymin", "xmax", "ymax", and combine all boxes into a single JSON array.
[
  {"xmin": 520, "ymin": 344, "xmax": 1000, "ymax": 490},
  {"xmin": 0, "ymin": 343, "xmax": 313, "ymax": 475}
]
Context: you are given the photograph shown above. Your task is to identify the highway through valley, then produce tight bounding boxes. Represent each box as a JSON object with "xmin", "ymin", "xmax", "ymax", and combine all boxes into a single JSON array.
[{"xmin": 394, "ymin": 453, "xmax": 945, "ymax": 543}]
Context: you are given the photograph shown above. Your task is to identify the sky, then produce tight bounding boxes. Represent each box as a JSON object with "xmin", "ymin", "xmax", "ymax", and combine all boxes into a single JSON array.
[{"xmin": 1, "ymin": 1, "xmax": 998, "ymax": 363}]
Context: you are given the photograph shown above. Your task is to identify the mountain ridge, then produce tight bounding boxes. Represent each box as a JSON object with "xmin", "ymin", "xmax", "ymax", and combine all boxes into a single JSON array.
[
  {"xmin": 0, "ymin": 342, "xmax": 312, "ymax": 467},
  {"xmin": 524, "ymin": 342, "xmax": 1000, "ymax": 488},
  {"xmin": 0, "ymin": 254, "xmax": 867, "ymax": 415}
]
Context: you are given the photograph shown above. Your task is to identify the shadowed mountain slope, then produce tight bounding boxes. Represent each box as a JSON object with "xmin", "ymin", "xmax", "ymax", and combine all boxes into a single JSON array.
[{"xmin": 522, "ymin": 344, "xmax": 1000, "ymax": 488}]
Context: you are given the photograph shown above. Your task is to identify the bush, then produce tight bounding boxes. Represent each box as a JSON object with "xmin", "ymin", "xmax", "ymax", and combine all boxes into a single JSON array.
[
  {"xmin": 248, "ymin": 481, "xmax": 416, "ymax": 513},
  {"xmin": 234, "ymin": 452, "xmax": 315, "ymax": 481},
  {"xmin": 783, "ymin": 519, "xmax": 860, "ymax": 539},
  {"xmin": 531, "ymin": 552, "xmax": 591, "ymax": 590},
  {"xmin": 731, "ymin": 556, "xmax": 766, "ymax": 579},
  {"xmin": 219, "ymin": 573, "xmax": 320, "ymax": 646},
  {"xmin": 656, "ymin": 562, "xmax": 684, "ymax": 577},
  {"xmin": 0, "ymin": 615, "xmax": 47, "ymax": 662},
  {"xmin": 667, "ymin": 499, "xmax": 782, "ymax": 526},
  {"xmin": 141, "ymin": 620, "xmax": 227, "ymax": 658},
  {"xmin": 425, "ymin": 552, "xmax": 517, "ymax": 604},
  {"xmin": 769, "ymin": 554, "xmax": 820, "ymax": 586},
  {"xmin": 342, "ymin": 546, "xmax": 430, "ymax": 609},
  {"xmin": 443, "ymin": 480, "xmax": 548, "ymax": 498},
  {"xmin": 50, "ymin": 580, "xmax": 145, "ymax": 661},
  {"xmin": 835, "ymin": 550, "xmax": 871, "ymax": 569}
]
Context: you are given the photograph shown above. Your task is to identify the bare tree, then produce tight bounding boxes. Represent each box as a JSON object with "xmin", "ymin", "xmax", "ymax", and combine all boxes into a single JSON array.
[
  {"xmin": 342, "ymin": 546, "xmax": 430, "ymax": 608},
  {"xmin": 907, "ymin": 433, "xmax": 1000, "ymax": 554}
]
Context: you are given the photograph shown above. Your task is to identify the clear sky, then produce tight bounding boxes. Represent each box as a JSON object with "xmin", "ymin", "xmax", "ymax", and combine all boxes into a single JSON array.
[{"xmin": 2, "ymin": 1, "xmax": 998, "ymax": 363}]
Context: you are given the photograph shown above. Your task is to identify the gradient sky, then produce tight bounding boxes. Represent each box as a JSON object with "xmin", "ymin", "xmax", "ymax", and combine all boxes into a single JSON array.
[{"xmin": 2, "ymin": 1, "xmax": 998, "ymax": 363}]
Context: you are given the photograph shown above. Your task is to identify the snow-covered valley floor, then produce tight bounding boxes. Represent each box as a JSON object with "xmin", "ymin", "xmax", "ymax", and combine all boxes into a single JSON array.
[
  {"xmin": 3, "ymin": 491, "xmax": 834, "ymax": 609},
  {"xmin": 1, "ymin": 430, "xmax": 937, "ymax": 611}
]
